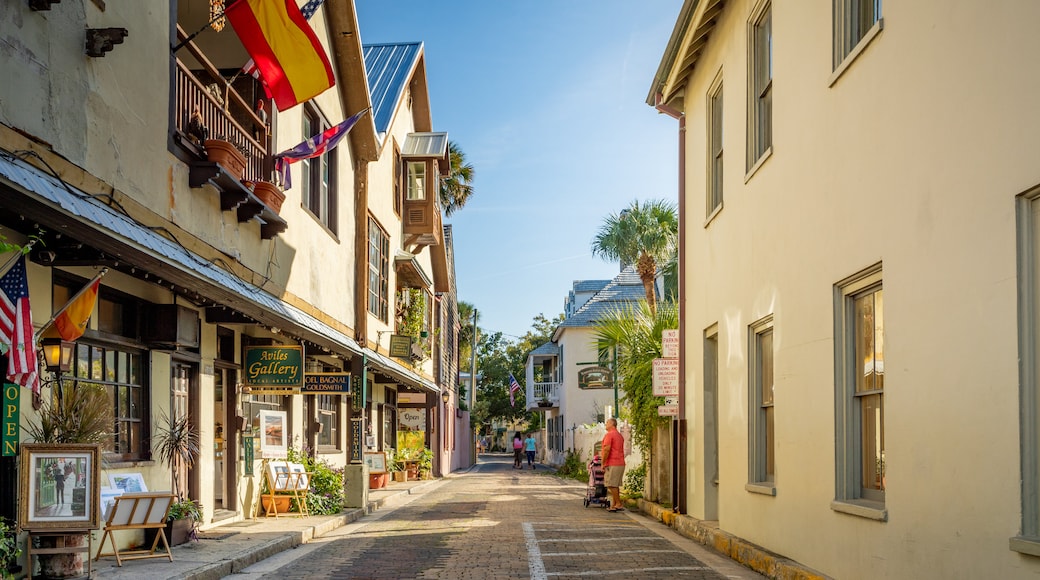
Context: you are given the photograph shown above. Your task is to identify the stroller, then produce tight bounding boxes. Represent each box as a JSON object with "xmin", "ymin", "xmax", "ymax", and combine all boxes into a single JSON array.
[{"xmin": 584, "ymin": 455, "xmax": 609, "ymax": 508}]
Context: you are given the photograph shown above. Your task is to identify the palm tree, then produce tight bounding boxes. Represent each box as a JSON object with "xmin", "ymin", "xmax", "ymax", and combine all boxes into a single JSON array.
[
  {"xmin": 592, "ymin": 300, "xmax": 678, "ymax": 454},
  {"xmin": 439, "ymin": 141, "xmax": 475, "ymax": 216},
  {"xmin": 591, "ymin": 199, "xmax": 678, "ymax": 314}
]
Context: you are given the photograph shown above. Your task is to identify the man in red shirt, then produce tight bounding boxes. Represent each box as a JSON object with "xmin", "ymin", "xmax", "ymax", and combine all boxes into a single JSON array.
[{"xmin": 600, "ymin": 418, "xmax": 626, "ymax": 511}]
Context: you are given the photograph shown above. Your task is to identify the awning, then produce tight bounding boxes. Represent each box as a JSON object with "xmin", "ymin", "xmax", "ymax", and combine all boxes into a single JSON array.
[
  {"xmin": 0, "ymin": 150, "xmax": 438, "ymax": 392},
  {"xmin": 394, "ymin": 250, "xmax": 432, "ymax": 289}
]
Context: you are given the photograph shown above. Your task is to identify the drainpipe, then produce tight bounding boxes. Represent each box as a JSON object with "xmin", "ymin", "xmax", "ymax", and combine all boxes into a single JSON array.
[{"xmin": 655, "ymin": 93, "xmax": 687, "ymax": 515}]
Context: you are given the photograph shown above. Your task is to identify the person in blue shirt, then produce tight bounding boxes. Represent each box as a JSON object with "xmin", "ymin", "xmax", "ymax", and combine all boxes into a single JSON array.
[{"xmin": 524, "ymin": 433, "xmax": 537, "ymax": 469}]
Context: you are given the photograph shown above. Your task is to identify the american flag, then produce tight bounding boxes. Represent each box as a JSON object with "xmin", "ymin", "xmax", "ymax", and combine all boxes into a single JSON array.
[
  {"xmin": 0, "ymin": 255, "xmax": 38, "ymax": 394},
  {"xmin": 240, "ymin": 0, "xmax": 326, "ymax": 81},
  {"xmin": 508, "ymin": 374, "xmax": 521, "ymax": 408},
  {"xmin": 274, "ymin": 108, "xmax": 368, "ymax": 189}
]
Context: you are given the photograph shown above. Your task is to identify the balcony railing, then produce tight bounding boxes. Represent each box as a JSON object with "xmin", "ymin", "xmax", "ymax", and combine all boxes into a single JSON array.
[
  {"xmin": 529, "ymin": 382, "xmax": 560, "ymax": 409},
  {"xmin": 173, "ymin": 25, "xmax": 270, "ymax": 183}
]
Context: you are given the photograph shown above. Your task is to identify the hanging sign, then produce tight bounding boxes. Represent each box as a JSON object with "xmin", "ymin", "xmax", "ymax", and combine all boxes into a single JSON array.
[
  {"xmin": 302, "ymin": 373, "xmax": 351, "ymax": 394},
  {"xmin": 243, "ymin": 435, "xmax": 255, "ymax": 476},
  {"xmin": 2, "ymin": 383, "xmax": 18, "ymax": 456},
  {"xmin": 245, "ymin": 346, "xmax": 303, "ymax": 394},
  {"xmin": 389, "ymin": 335, "xmax": 413, "ymax": 358},
  {"xmin": 652, "ymin": 358, "xmax": 679, "ymax": 397},
  {"xmin": 662, "ymin": 329, "xmax": 680, "ymax": 359}
]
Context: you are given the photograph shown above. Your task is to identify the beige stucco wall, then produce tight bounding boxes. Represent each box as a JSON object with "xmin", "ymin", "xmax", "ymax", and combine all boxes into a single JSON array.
[
  {"xmin": 672, "ymin": 1, "xmax": 1038, "ymax": 578},
  {"xmin": 558, "ymin": 328, "xmax": 616, "ymax": 425}
]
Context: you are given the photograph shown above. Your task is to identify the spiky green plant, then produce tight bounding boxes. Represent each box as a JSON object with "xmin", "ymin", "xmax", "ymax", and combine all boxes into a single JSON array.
[
  {"xmin": 23, "ymin": 380, "xmax": 111, "ymax": 444},
  {"xmin": 154, "ymin": 411, "xmax": 201, "ymax": 499}
]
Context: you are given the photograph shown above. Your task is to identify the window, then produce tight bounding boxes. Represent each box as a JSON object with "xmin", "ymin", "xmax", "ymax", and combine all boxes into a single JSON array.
[
  {"xmin": 317, "ymin": 394, "xmax": 339, "ymax": 449},
  {"xmin": 833, "ymin": 0, "xmax": 882, "ymax": 71},
  {"xmin": 407, "ymin": 161, "xmax": 426, "ymax": 200},
  {"xmin": 1015, "ymin": 189, "xmax": 1040, "ymax": 555},
  {"xmin": 707, "ymin": 72, "xmax": 724, "ymax": 217},
  {"xmin": 393, "ymin": 143, "xmax": 403, "ymax": 216},
  {"xmin": 302, "ymin": 105, "xmax": 337, "ymax": 233},
  {"xmin": 368, "ymin": 217, "xmax": 389, "ymax": 321},
  {"xmin": 833, "ymin": 264, "xmax": 886, "ymax": 519},
  {"xmin": 747, "ymin": 1, "xmax": 772, "ymax": 173},
  {"xmin": 748, "ymin": 316, "xmax": 775, "ymax": 493},
  {"xmin": 70, "ymin": 343, "xmax": 148, "ymax": 461}
]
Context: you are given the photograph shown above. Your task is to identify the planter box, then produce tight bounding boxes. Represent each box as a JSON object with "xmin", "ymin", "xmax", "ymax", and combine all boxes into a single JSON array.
[
  {"xmin": 204, "ymin": 139, "xmax": 247, "ymax": 182},
  {"xmin": 392, "ymin": 471, "xmax": 407, "ymax": 483},
  {"xmin": 253, "ymin": 181, "xmax": 285, "ymax": 213},
  {"xmin": 143, "ymin": 518, "xmax": 194, "ymax": 549}
]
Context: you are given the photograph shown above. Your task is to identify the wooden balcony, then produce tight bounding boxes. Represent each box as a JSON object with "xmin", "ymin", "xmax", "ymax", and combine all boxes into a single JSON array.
[
  {"xmin": 529, "ymin": 382, "xmax": 561, "ymax": 411},
  {"xmin": 172, "ymin": 25, "xmax": 285, "ymax": 238},
  {"xmin": 401, "ymin": 133, "xmax": 449, "ymax": 250}
]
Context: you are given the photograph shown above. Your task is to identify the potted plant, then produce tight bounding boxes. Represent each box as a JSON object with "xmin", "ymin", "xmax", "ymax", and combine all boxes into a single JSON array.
[
  {"xmin": 387, "ymin": 449, "xmax": 406, "ymax": 483},
  {"xmin": 23, "ymin": 381, "xmax": 110, "ymax": 579},
  {"xmin": 417, "ymin": 448, "xmax": 434, "ymax": 480},
  {"xmin": 165, "ymin": 499, "xmax": 202, "ymax": 545},
  {"xmin": 538, "ymin": 398, "xmax": 553, "ymax": 408},
  {"xmin": 153, "ymin": 411, "xmax": 201, "ymax": 546},
  {"xmin": 253, "ymin": 180, "xmax": 286, "ymax": 213},
  {"xmin": 204, "ymin": 136, "xmax": 247, "ymax": 182}
]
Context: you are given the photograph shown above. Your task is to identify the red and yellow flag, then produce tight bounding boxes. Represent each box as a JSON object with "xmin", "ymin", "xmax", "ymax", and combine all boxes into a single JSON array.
[
  {"xmin": 226, "ymin": 0, "xmax": 335, "ymax": 111},
  {"xmin": 53, "ymin": 278, "xmax": 100, "ymax": 341}
]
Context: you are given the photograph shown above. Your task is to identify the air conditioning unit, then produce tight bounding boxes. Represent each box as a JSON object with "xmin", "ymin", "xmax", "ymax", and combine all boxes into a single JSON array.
[{"xmin": 142, "ymin": 304, "xmax": 200, "ymax": 348}]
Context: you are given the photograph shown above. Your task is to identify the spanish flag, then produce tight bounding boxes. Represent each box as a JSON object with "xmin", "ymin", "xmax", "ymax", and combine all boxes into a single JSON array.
[
  {"xmin": 51, "ymin": 277, "xmax": 100, "ymax": 342},
  {"xmin": 226, "ymin": 0, "xmax": 335, "ymax": 112}
]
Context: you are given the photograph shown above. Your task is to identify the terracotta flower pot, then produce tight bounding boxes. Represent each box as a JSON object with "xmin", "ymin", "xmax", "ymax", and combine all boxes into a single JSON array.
[
  {"xmin": 369, "ymin": 473, "xmax": 386, "ymax": 489},
  {"xmin": 204, "ymin": 139, "xmax": 247, "ymax": 182},
  {"xmin": 253, "ymin": 181, "xmax": 285, "ymax": 213},
  {"xmin": 262, "ymin": 495, "xmax": 293, "ymax": 514}
]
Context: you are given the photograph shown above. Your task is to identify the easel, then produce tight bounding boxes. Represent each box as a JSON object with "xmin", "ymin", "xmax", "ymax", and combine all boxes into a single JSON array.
[
  {"xmin": 94, "ymin": 492, "xmax": 176, "ymax": 566},
  {"xmin": 254, "ymin": 459, "xmax": 310, "ymax": 519}
]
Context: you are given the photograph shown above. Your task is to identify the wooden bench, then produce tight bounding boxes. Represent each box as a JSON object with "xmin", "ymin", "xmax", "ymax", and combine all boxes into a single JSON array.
[{"xmin": 94, "ymin": 492, "xmax": 175, "ymax": 566}]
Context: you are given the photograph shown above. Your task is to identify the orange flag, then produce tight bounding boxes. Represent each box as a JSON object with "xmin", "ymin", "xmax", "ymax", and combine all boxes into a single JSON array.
[
  {"xmin": 226, "ymin": 0, "xmax": 335, "ymax": 111},
  {"xmin": 52, "ymin": 278, "xmax": 100, "ymax": 341}
]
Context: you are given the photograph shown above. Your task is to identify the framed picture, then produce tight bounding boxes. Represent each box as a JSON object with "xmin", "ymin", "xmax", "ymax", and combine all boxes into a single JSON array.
[
  {"xmin": 288, "ymin": 463, "xmax": 309, "ymax": 489},
  {"xmin": 259, "ymin": 410, "xmax": 287, "ymax": 459},
  {"xmin": 19, "ymin": 443, "xmax": 101, "ymax": 530},
  {"xmin": 109, "ymin": 473, "xmax": 148, "ymax": 493},
  {"xmin": 363, "ymin": 452, "xmax": 387, "ymax": 474},
  {"xmin": 267, "ymin": 461, "xmax": 291, "ymax": 491}
]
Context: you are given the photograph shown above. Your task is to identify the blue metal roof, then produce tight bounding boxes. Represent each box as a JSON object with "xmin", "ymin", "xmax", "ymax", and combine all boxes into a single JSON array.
[
  {"xmin": 558, "ymin": 266, "xmax": 645, "ymax": 329},
  {"xmin": 363, "ymin": 42, "xmax": 423, "ymax": 140},
  {"xmin": 0, "ymin": 151, "xmax": 436, "ymax": 391},
  {"xmin": 530, "ymin": 342, "xmax": 560, "ymax": 357}
]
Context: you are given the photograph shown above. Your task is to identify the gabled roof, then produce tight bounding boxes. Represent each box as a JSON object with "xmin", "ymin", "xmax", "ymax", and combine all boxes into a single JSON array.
[
  {"xmin": 363, "ymin": 42, "xmax": 425, "ymax": 144},
  {"xmin": 530, "ymin": 342, "xmax": 561, "ymax": 357},
  {"xmin": 554, "ymin": 266, "xmax": 645, "ymax": 338},
  {"xmin": 646, "ymin": 0, "xmax": 727, "ymax": 111},
  {"xmin": 573, "ymin": 279, "xmax": 611, "ymax": 293}
]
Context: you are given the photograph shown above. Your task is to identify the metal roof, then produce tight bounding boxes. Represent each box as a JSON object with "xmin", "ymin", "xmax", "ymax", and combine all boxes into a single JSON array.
[
  {"xmin": 557, "ymin": 266, "xmax": 646, "ymax": 330},
  {"xmin": 401, "ymin": 132, "xmax": 448, "ymax": 159},
  {"xmin": 0, "ymin": 151, "xmax": 436, "ymax": 391},
  {"xmin": 362, "ymin": 42, "xmax": 423, "ymax": 141},
  {"xmin": 530, "ymin": 342, "xmax": 561, "ymax": 357}
]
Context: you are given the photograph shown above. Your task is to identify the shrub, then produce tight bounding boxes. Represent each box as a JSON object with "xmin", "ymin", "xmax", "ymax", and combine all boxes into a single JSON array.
[
  {"xmin": 555, "ymin": 450, "xmax": 589, "ymax": 482},
  {"xmin": 0, "ymin": 518, "xmax": 20, "ymax": 580},
  {"xmin": 623, "ymin": 462, "xmax": 646, "ymax": 496},
  {"xmin": 287, "ymin": 444, "xmax": 345, "ymax": 515}
]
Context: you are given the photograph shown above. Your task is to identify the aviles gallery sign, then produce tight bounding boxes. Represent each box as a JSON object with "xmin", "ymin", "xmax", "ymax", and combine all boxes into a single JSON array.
[{"xmin": 245, "ymin": 345, "xmax": 303, "ymax": 395}]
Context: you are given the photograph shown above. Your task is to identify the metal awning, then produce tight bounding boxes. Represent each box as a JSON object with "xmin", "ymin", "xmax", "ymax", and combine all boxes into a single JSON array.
[
  {"xmin": 0, "ymin": 150, "xmax": 438, "ymax": 392},
  {"xmin": 401, "ymin": 132, "xmax": 448, "ymax": 160},
  {"xmin": 394, "ymin": 250, "xmax": 432, "ymax": 289}
]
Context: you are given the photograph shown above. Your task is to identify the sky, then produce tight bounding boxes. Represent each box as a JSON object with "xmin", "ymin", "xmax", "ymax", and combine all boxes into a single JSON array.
[{"xmin": 356, "ymin": 0, "xmax": 681, "ymax": 340}]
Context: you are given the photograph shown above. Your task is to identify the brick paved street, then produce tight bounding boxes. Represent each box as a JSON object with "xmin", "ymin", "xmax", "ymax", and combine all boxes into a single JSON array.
[{"xmin": 233, "ymin": 455, "xmax": 763, "ymax": 579}]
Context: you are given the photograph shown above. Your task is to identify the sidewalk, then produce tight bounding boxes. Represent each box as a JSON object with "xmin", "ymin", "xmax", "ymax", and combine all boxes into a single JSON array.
[{"xmin": 89, "ymin": 478, "xmax": 443, "ymax": 580}]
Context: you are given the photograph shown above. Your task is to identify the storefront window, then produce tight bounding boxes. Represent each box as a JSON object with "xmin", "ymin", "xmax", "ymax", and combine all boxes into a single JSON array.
[{"xmin": 71, "ymin": 342, "xmax": 147, "ymax": 461}]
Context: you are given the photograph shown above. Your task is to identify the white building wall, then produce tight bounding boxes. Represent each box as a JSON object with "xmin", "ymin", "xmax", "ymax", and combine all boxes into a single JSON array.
[{"xmin": 673, "ymin": 1, "xmax": 1039, "ymax": 578}]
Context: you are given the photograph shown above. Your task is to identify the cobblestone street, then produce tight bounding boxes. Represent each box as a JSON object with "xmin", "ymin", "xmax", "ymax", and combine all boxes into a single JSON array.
[{"xmin": 234, "ymin": 455, "xmax": 763, "ymax": 579}]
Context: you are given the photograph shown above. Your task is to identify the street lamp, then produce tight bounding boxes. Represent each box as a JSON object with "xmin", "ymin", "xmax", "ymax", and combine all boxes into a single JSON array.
[
  {"xmin": 41, "ymin": 338, "xmax": 74, "ymax": 373},
  {"xmin": 441, "ymin": 390, "xmax": 450, "ymax": 404}
]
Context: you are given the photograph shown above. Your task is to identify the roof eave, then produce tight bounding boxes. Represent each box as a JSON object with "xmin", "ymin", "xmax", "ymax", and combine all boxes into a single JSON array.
[{"xmin": 327, "ymin": 1, "xmax": 379, "ymax": 162}]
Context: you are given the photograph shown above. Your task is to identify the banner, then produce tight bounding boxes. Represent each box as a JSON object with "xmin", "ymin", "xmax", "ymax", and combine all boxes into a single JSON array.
[{"xmin": 2, "ymin": 383, "xmax": 17, "ymax": 456}]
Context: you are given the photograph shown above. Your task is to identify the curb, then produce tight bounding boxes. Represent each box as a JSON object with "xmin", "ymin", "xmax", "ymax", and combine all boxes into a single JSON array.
[
  {"xmin": 181, "ymin": 480, "xmax": 444, "ymax": 580},
  {"xmin": 633, "ymin": 499, "xmax": 832, "ymax": 580}
]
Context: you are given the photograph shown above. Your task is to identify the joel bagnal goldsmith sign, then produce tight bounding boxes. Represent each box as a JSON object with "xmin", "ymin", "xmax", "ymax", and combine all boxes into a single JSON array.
[
  {"xmin": 302, "ymin": 373, "xmax": 351, "ymax": 394},
  {"xmin": 245, "ymin": 346, "xmax": 303, "ymax": 395}
]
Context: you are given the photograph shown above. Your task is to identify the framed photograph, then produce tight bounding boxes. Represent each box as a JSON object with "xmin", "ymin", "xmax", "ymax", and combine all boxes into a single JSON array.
[
  {"xmin": 289, "ymin": 463, "xmax": 309, "ymax": 489},
  {"xmin": 259, "ymin": 410, "xmax": 287, "ymax": 459},
  {"xmin": 19, "ymin": 443, "xmax": 101, "ymax": 530},
  {"xmin": 363, "ymin": 452, "xmax": 387, "ymax": 474},
  {"xmin": 108, "ymin": 473, "xmax": 148, "ymax": 493}
]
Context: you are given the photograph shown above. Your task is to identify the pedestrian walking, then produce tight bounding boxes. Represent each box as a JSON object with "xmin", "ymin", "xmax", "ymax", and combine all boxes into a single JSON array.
[
  {"xmin": 601, "ymin": 418, "xmax": 626, "ymax": 511},
  {"xmin": 524, "ymin": 433, "xmax": 537, "ymax": 469},
  {"xmin": 512, "ymin": 432, "xmax": 523, "ymax": 469}
]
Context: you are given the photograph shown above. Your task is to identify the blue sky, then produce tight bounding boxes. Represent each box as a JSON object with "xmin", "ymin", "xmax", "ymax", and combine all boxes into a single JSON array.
[{"xmin": 356, "ymin": 1, "xmax": 680, "ymax": 339}]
